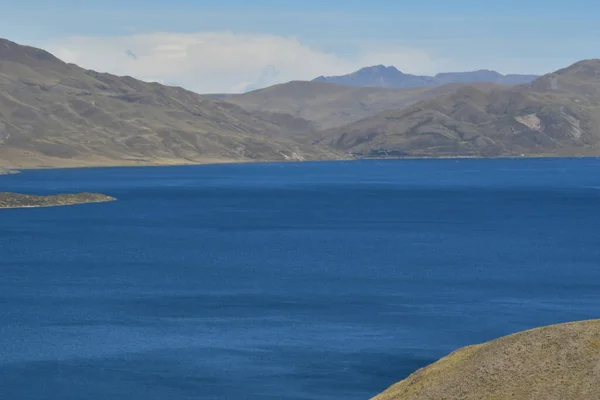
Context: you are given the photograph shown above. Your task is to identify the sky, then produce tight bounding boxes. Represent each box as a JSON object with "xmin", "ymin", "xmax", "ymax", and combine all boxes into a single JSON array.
[{"xmin": 1, "ymin": 0, "xmax": 599, "ymax": 93}]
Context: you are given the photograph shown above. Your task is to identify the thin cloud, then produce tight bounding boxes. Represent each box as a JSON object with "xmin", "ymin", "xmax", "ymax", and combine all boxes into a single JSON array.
[{"xmin": 39, "ymin": 32, "xmax": 442, "ymax": 93}]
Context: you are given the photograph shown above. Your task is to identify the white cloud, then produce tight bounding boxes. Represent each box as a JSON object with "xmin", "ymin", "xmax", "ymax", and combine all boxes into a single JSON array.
[{"xmin": 37, "ymin": 32, "xmax": 442, "ymax": 93}]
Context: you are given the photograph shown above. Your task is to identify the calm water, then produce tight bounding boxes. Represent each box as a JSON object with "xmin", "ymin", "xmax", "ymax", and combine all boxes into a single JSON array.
[{"xmin": 1, "ymin": 159, "xmax": 599, "ymax": 399}]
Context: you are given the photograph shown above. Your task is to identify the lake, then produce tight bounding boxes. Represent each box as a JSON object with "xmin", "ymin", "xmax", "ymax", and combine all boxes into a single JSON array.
[{"xmin": 1, "ymin": 158, "xmax": 599, "ymax": 399}]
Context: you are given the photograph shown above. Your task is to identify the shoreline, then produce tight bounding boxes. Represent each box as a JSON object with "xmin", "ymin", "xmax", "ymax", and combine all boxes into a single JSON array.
[
  {"xmin": 2, "ymin": 153, "xmax": 600, "ymax": 174},
  {"xmin": 0, "ymin": 199, "xmax": 115, "ymax": 209},
  {"xmin": 0, "ymin": 157, "xmax": 347, "ymax": 174}
]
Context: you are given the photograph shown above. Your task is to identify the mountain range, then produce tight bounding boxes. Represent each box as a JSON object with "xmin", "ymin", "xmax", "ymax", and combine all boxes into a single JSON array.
[
  {"xmin": 1, "ymin": 37, "xmax": 600, "ymax": 169},
  {"xmin": 313, "ymin": 65, "xmax": 538, "ymax": 88},
  {"xmin": 0, "ymin": 38, "xmax": 339, "ymax": 168},
  {"xmin": 319, "ymin": 59, "xmax": 600, "ymax": 158}
]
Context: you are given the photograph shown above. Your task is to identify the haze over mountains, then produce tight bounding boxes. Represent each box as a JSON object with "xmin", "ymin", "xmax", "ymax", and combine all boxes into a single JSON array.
[
  {"xmin": 1, "ymin": 37, "xmax": 600, "ymax": 168},
  {"xmin": 313, "ymin": 65, "xmax": 538, "ymax": 88}
]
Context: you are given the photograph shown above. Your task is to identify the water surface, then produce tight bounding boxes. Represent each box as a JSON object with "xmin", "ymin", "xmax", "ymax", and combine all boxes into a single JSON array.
[{"xmin": 1, "ymin": 159, "xmax": 599, "ymax": 399}]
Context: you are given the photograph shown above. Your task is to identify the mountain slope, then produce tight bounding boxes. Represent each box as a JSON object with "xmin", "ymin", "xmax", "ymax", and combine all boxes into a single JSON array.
[
  {"xmin": 0, "ymin": 38, "xmax": 339, "ymax": 168},
  {"xmin": 321, "ymin": 60, "xmax": 600, "ymax": 157},
  {"xmin": 313, "ymin": 65, "xmax": 537, "ymax": 88},
  {"xmin": 225, "ymin": 80, "xmax": 500, "ymax": 130},
  {"xmin": 373, "ymin": 319, "xmax": 600, "ymax": 400}
]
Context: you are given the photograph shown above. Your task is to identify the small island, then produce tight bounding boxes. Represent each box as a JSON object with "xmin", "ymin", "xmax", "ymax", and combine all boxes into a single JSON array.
[{"xmin": 0, "ymin": 192, "xmax": 116, "ymax": 209}]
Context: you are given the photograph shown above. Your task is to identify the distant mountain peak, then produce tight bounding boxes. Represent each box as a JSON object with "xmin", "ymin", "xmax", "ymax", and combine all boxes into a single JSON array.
[
  {"xmin": 359, "ymin": 64, "xmax": 400, "ymax": 72},
  {"xmin": 353, "ymin": 65, "xmax": 405, "ymax": 78},
  {"xmin": 313, "ymin": 65, "xmax": 538, "ymax": 88}
]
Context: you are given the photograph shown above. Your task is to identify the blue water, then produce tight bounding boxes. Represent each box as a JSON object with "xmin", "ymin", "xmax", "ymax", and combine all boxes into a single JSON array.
[{"xmin": 1, "ymin": 159, "xmax": 599, "ymax": 400}]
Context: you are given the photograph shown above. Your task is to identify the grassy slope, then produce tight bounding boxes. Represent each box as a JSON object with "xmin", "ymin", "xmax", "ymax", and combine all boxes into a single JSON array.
[{"xmin": 373, "ymin": 319, "xmax": 600, "ymax": 400}]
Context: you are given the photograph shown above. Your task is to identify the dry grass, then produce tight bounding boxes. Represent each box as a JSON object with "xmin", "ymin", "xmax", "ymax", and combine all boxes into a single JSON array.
[{"xmin": 373, "ymin": 319, "xmax": 600, "ymax": 400}]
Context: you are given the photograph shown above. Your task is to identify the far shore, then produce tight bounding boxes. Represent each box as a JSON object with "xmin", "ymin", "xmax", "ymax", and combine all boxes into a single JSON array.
[{"xmin": 1, "ymin": 153, "xmax": 599, "ymax": 174}]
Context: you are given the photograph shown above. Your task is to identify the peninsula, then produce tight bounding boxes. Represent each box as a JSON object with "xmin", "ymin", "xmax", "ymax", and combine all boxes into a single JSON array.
[
  {"xmin": 373, "ymin": 319, "xmax": 600, "ymax": 400},
  {"xmin": 0, "ymin": 192, "xmax": 116, "ymax": 209}
]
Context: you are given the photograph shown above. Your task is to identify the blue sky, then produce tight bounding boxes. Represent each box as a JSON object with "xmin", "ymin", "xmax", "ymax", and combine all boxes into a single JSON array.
[{"xmin": 2, "ymin": 0, "xmax": 599, "ymax": 92}]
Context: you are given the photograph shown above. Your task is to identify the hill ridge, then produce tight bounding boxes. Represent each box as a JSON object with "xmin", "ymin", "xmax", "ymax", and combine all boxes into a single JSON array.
[
  {"xmin": 225, "ymin": 80, "xmax": 502, "ymax": 130},
  {"xmin": 0, "ymin": 38, "xmax": 340, "ymax": 168},
  {"xmin": 313, "ymin": 65, "xmax": 538, "ymax": 88},
  {"xmin": 318, "ymin": 59, "xmax": 600, "ymax": 158}
]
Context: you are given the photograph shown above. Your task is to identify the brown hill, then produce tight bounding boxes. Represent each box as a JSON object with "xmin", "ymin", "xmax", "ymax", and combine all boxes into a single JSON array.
[
  {"xmin": 225, "ymin": 81, "xmax": 499, "ymax": 130},
  {"xmin": 321, "ymin": 60, "xmax": 600, "ymax": 158},
  {"xmin": 0, "ymin": 38, "xmax": 339, "ymax": 168},
  {"xmin": 373, "ymin": 319, "xmax": 600, "ymax": 400}
]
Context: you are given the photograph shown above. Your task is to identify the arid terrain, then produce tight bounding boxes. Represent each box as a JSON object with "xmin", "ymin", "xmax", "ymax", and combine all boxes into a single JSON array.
[
  {"xmin": 2, "ymin": 38, "xmax": 600, "ymax": 169},
  {"xmin": 373, "ymin": 319, "xmax": 600, "ymax": 400},
  {"xmin": 0, "ymin": 38, "xmax": 340, "ymax": 169},
  {"xmin": 319, "ymin": 60, "xmax": 600, "ymax": 157}
]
